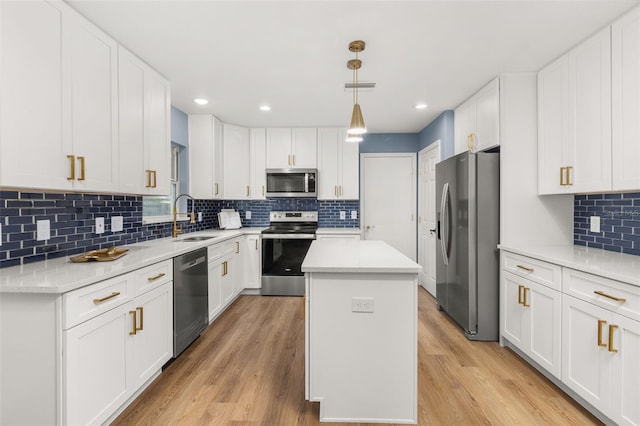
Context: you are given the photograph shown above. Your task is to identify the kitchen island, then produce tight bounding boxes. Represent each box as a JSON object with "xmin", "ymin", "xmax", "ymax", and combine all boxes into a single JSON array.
[{"xmin": 301, "ymin": 239, "xmax": 421, "ymax": 424}]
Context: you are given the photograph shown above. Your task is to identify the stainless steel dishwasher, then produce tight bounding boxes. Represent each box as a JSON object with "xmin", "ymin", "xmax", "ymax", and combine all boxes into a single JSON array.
[{"xmin": 173, "ymin": 248, "xmax": 208, "ymax": 357}]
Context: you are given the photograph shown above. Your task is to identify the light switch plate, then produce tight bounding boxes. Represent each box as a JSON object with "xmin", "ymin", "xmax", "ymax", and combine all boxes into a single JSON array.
[
  {"xmin": 111, "ymin": 216, "xmax": 123, "ymax": 232},
  {"xmin": 590, "ymin": 216, "xmax": 601, "ymax": 233},
  {"xmin": 96, "ymin": 217, "xmax": 105, "ymax": 234},
  {"xmin": 245, "ymin": 210, "xmax": 252, "ymax": 220},
  {"xmin": 37, "ymin": 220, "xmax": 50, "ymax": 241},
  {"xmin": 340, "ymin": 211, "xmax": 346, "ymax": 220},
  {"xmin": 351, "ymin": 210, "xmax": 358, "ymax": 220}
]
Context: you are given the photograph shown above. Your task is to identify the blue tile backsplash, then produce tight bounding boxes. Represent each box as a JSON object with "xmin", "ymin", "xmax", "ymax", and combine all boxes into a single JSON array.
[
  {"xmin": 574, "ymin": 192, "xmax": 640, "ymax": 256},
  {"xmin": 0, "ymin": 190, "xmax": 359, "ymax": 268}
]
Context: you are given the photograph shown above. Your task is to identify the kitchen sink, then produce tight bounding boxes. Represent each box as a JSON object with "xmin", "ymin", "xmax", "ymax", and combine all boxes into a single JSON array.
[{"xmin": 179, "ymin": 236, "xmax": 218, "ymax": 242}]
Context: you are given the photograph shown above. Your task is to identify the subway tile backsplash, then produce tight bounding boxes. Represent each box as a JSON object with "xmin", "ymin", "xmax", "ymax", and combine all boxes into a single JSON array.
[
  {"xmin": 574, "ymin": 192, "xmax": 640, "ymax": 256},
  {"xmin": 0, "ymin": 190, "xmax": 359, "ymax": 268}
]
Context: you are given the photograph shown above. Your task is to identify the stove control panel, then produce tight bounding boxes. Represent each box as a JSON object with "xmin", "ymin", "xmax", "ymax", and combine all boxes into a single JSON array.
[{"xmin": 270, "ymin": 211, "xmax": 318, "ymax": 222}]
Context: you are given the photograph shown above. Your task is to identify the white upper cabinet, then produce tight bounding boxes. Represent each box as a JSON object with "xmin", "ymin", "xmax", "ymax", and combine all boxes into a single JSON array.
[
  {"xmin": 189, "ymin": 115, "xmax": 223, "ymax": 199},
  {"xmin": 222, "ymin": 124, "xmax": 251, "ymax": 199},
  {"xmin": 538, "ymin": 27, "xmax": 613, "ymax": 194},
  {"xmin": 612, "ymin": 6, "xmax": 640, "ymax": 191},
  {"xmin": 317, "ymin": 128, "xmax": 359, "ymax": 200},
  {"xmin": 454, "ymin": 78, "xmax": 500, "ymax": 154},
  {"xmin": 250, "ymin": 128, "xmax": 267, "ymax": 199},
  {"xmin": 266, "ymin": 128, "xmax": 317, "ymax": 169},
  {"xmin": 0, "ymin": 0, "xmax": 169, "ymax": 195},
  {"xmin": 118, "ymin": 47, "xmax": 171, "ymax": 196}
]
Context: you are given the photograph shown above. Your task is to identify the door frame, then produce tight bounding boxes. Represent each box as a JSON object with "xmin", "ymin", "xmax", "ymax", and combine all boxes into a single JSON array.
[
  {"xmin": 417, "ymin": 141, "xmax": 441, "ymax": 293},
  {"xmin": 359, "ymin": 152, "xmax": 417, "ymax": 260}
]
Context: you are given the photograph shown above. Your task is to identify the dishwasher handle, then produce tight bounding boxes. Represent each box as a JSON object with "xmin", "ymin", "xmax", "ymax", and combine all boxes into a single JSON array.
[{"xmin": 176, "ymin": 255, "xmax": 206, "ymax": 272}]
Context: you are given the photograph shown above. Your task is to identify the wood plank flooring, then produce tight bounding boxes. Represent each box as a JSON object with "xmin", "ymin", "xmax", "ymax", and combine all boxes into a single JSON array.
[{"xmin": 112, "ymin": 288, "xmax": 601, "ymax": 425}]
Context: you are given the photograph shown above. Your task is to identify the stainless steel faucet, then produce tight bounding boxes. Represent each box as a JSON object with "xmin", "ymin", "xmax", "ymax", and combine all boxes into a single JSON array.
[{"xmin": 173, "ymin": 193, "xmax": 196, "ymax": 238}]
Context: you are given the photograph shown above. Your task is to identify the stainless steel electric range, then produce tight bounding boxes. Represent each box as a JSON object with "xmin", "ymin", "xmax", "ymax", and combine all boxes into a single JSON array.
[{"xmin": 261, "ymin": 211, "xmax": 318, "ymax": 296}]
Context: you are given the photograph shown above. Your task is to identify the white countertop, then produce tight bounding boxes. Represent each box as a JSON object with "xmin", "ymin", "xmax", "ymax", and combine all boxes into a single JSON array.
[
  {"xmin": 301, "ymin": 239, "xmax": 421, "ymax": 274},
  {"xmin": 0, "ymin": 228, "xmax": 265, "ymax": 294},
  {"xmin": 315, "ymin": 228, "xmax": 362, "ymax": 235},
  {"xmin": 499, "ymin": 244, "xmax": 640, "ymax": 287}
]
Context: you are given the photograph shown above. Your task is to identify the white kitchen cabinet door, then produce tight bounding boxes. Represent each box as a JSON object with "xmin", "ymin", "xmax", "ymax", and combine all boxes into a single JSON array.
[
  {"xmin": 538, "ymin": 55, "xmax": 572, "ymax": 195},
  {"xmin": 232, "ymin": 238, "xmax": 245, "ymax": 295},
  {"xmin": 0, "ymin": 1, "xmax": 68, "ymax": 190},
  {"xmin": 569, "ymin": 27, "xmax": 612, "ymax": 193},
  {"xmin": 340, "ymin": 128, "xmax": 360, "ymax": 199},
  {"xmin": 144, "ymin": 68, "xmax": 171, "ymax": 195},
  {"xmin": 208, "ymin": 260, "xmax": 223, "ymax": 321},
  {"xmin": 266, "ymin": 128, "xmax": 293, "ymax": 169},
  {"xmin": 189, "ymin": 115, "xmax": 223, "ymax": 199},
  {"xmin": 502, "ymin": 271, "xmax": 561, "ymax": 378},
  {"xmin": 222, "ymin": 124, "xmax": 250, "ymax": 199},
  {"xmin": 118, "ymin": 47, "xmax": 146, "ymax": 194},
  {"xmin": 291, "ymin": 128, "xmax": 318, "ymax": 168},
  {"xmin": 221, "ymin": 256, "xmax": 234, "ymax": 305},
  {"xmin": 611, "ymin": 314, "xmax": 640, "ymax": 426},
  {"xmin": 64, "ymin": 10, "xmax": 119, "ymax": 194},
  {"xmin": 244, "ymin": 235, "xmax": 261, "ymax": 289},
  {"xmin": 562, "ymin": 295, "xmax": 612, "ymax": 415},
  {"xmin": 129, "ymin": 283, "xmax": 173, "ymax": 389},
  {"xmin": 250, "ymin": 128, "xmax": 267, "ymax": 199},
  {"xmin": 474, "ymin": 78, "xmax": 500, "ymax": 152},
  {"xmin": 317, "ymin": 128, "xmax": 340, "ymax": 199},
  {"xmin": 454, "ymin": 98, "xmax": 475, "ymax": 155},
  {"xmin": 64, "ymin": 304, "xmax": 130, "ymax": 426},
  {"xmin": 612, "ymin": 7, "xmax": 640, "ymax": 191}
]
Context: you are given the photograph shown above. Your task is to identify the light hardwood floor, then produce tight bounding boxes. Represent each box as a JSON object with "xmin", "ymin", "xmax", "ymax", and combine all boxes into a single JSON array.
[{"xmin": 113, "ymin": 288, "xmax": 601, "ymax": 425}]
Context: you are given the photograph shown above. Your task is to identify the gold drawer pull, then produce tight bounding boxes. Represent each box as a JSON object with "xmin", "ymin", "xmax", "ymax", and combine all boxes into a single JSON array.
[
  {"xmin": 129, "ymin": 310, "xmax": 137, "ymax": 335},
  {"xmin": 608, "ymin": 324, "xmax": 618, "ymax": 353},
  {"xmin": 77, "ymin": 156, "xmax": 85, "ymax": 181},
  {"xmin": 517, "ymin": 285, "xmax": 524, "ymax": 305},
  {"xmin": 145, "ymin": 170, "xmax": 153, "ymax": 188},
  {"xmin": 93, "ymin": 292, "xmax": 120, "ymax": 304},
  {"xmin": 67, "ymin": 155, "xmax": 76, "ymax": 180},
  {"xmin": 522, "ymin": 287, "xmax": 530, "ymax": 307},
  {"xmin": 594, "ymin": 291, "xmax": 626, "ymax": 303},
  {"xmin": 597, "ymin": 320, "xmax": 607, "ymax": 347},
  {"xmin": 147, "ymin": 272, "xmax": 166, "ymax": 282},
  {"xmin": 516, "ymin": 264, "xmax": 534, "ymax": 273},
  {"xmin": 136, "ymin": 307, "xmax": 144, "ymax": 331}
]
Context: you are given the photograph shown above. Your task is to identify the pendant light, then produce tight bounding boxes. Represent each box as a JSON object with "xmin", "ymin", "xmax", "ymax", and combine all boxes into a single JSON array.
[{"xmin": 347, "ymin": 40, "xmax": 366, "ymax": 137}]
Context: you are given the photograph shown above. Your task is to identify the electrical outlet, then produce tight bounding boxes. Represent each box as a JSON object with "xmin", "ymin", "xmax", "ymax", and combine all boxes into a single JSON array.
[
  {"xmin": 351, "ymin": 210, "xmax": 357, "ymax": 220},
  {"xmin": 352, "ymin": 297, "xmax": 375, "ymax": 313},
  {"xmin": 590, "ymin": 216, "xmax": 601, "ymax": 233},
  {"xmin": 245, "ymin": 210, "xmax": 252, "ymax": 220},
  {"xmin": 340, "ymin": 211, "xmax": 346, "ymax": 220},
  {"xmin": 197, "ymin": 212, "xmax": 203, "ymax": 222},
  {"xmin": 111, "ymin": 216, "xmax": 123, "ymax": 232},
  {"xmin": 96, "ymin": 217, "xmax": 105, "ymax": 234},
  {"xmin": 37, "ymin": 220, "xmax": 50, "ymax": 241}
]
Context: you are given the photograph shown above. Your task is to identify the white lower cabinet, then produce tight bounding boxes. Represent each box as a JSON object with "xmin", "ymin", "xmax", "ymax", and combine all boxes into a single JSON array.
[
  {"xmin": 208, "ymin": 237, "xmax": 246, "ymax": 321},
  {"xmin": 244, "ymin": 234, "xmax": 262, "ymax": 289},
  {"xmin": 502, "ymin": 271, "xmax": 561, "ymax": 378}
]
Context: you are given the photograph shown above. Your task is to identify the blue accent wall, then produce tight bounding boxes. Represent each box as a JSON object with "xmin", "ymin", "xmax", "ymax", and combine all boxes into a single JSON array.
[
  {"xmin": 574, "ymin": 192, "xmax": 640, "ymax": 256},
  {"xmin": 359, "ymin": 133, "xmax": 419, "ymax": 153},
  {"xmin": 171, "ymin": 106, "xmax": 188, "ymax": 147},
  {"xmin": 417, "ymin": 110, "xmax": 454, "ymax": 158}
]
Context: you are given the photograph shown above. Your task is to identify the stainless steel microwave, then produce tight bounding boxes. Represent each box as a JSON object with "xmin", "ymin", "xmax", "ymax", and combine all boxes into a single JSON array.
[{"xmin": 265, "ymin": 169, "xmax": 317, "ymax": 198}]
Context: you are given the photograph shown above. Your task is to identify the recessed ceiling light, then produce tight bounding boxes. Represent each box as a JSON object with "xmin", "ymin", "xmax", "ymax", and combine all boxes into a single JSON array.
[
  {"xmin": 259, "ymin": 105, "xmax": 271, "ymax": 111},
  {"xmin": 193, "ymin": 98, "xmax": 208, "ymax": 105},
  {"xmin": 415, "ymin": 103, "xmax": 428, "ymax": 110}
]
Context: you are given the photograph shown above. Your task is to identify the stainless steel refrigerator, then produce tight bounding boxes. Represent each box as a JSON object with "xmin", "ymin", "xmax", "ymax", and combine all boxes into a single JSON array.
[{"xmin": 436, "ymin": 150, "xmax": 499, "ymax": 341}]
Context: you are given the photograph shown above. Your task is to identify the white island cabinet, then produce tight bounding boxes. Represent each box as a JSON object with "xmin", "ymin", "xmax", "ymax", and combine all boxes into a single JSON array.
[{"xmin": 302, "ymin": 240, "xmax": 421, "ymax": 424}]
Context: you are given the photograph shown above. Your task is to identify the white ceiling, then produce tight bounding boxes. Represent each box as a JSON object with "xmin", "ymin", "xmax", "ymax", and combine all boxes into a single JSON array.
[{"xmin": 68, "ymin": 0, "xmax": 639, "ymax": 133}]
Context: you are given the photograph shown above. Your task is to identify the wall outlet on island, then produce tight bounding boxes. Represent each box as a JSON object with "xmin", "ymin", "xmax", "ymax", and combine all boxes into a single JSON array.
[{"xmin": 352, "ymin": 297, "xmax": 375, "ymax": 313}]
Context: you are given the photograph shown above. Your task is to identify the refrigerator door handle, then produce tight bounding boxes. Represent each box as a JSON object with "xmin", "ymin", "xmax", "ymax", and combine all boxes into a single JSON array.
[{"xmin": 440, "ymin": 182, "xmax": 450, "ymax": 265}]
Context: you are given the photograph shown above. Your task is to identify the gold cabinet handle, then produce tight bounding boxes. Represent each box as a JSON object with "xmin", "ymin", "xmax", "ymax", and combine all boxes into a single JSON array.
[
  {"xmin": 608, "ymin": 324, "xmax": 618, "ymax": 353},
  {"xmin": 516, "ymin": 264, "xmax": 534, "ymax": 273},
  {"xmin": 523, "ymin": 287, "xmax": 530, "ymax": 307},
  {"xmin": 560, "ymin": 167, "xmax": 565, "ymax": 186},
  {"xmin": 335, "ymin": 186, "xmax": 338, "ymax": 196},
  {"xmin": 77, "ymin": 156, "xmax": 85, "ymax": 181},
  {"xmin": 517, "ymin": 285, "xmax": 524, "ymax": 305},
  {"xmin": 288, "ymin": 155, "xmax": 291, "ymax": 166},
  {"xmin": 235, "ymin": 241, "xmax": 240, "ymax": 253},
  {"xmin": 262, "ymin": 185, "xmax": 265, "ymax": 196},
  {"xmin": 565, "ymin": 166, "xmax": 573, "ymax": 186},
  {"xmin": 67, "ymin": 155, "xmax": 76, "ymax": 180},
  {"xmin": 93, "ymin": 292, "xmax": 120, "ymax": 304},
  {"xmin": 129, "ymin": 310, "xmax": 137, "ymax": 335},
  {"xmin": 255, "ymin": 239, "xmax": 258, "ymax": 250},
  {"xmin": 246, "ymin": 185, "xmax": 250, "ymax": 197},
  {"xmin": 340, "ymin": 186, "xmax": 343, "ymax": 196},
  {"xmin": 136, "ymin": 307, "xmax": 144, "ymax": 331},
  {"xmin": 152, "ymin": 170, "xmax": 157, "ymax": 188},
  {"xmin": 467, "ymin": 134, "xmax": 473, "ymax": 149},
  {"xmin": 221, "ymin": 261, "xmax": 228, "ymax": 276},
  {"xmin": 145, "ymin": 170, "xmax": 153, "ymax": 188},
  {"xmin": 147, "ymin": 272, "xmax": 166, "ymax": 282},
  {"xmin": 215, "ymin": 183, "xmax": 219, "ymax": 196},
  {"xmin": 594, "ymin": 290, "xmax": 626, "ymax": 303},
  {"xmin": 292, "ymin": 154, "xmax": 296, "ymax": 165},
  {"xmin": 597, "ymin": 320, "xmax": 607, "ymax": 347}
]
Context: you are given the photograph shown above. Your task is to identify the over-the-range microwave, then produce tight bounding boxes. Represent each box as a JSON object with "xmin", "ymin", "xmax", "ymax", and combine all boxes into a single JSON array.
[{"xmin": 265, "ymin": 169, "xmax": 316, "ymax": 198}]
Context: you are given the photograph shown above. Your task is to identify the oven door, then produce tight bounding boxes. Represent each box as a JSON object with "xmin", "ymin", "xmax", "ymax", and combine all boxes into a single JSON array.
[{"xmin": 261, "ymin": 234, "xmax": 314, "ymax": 296}]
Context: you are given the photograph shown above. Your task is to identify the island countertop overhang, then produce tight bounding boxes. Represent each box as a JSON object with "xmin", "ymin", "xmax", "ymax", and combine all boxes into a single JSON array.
[{"xmin": 301, "ymin": 240, "xmax": 422, "ymax": 274}]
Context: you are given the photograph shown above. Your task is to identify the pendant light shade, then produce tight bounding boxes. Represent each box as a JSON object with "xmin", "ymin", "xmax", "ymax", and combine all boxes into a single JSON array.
[
  {"xmin": 349, "ymin": 103, "xmax": 366, "ymax": 134},
  {"xmin": 347, "ymin": 40, "xmax": 367, "ymax": 138}
]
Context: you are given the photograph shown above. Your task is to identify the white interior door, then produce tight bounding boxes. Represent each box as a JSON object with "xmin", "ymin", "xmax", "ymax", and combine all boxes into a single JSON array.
[
  {"xmin": 361, "ymin": 153, "xmax": 416, "ymax": 261},
  {"xmin": 418, "ymin": 142, "xmax": 440, "ymax": 295}
]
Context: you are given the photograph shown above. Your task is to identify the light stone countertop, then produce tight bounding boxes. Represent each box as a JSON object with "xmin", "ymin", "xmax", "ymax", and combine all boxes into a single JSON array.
[
  {"xmin": 315, "ymin": 228, "xmax": 362, "ymax": 235},
  {"xmin": 0, "ymin": 228, "xmax": 266, "ymax": 294},
  {"xmin": 499, "ymin": 244, "xmax": 640, "ymax": 287},
  {"xmin": 301, "ymin": 239, "xmax": 421, "ymax": 274}
]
